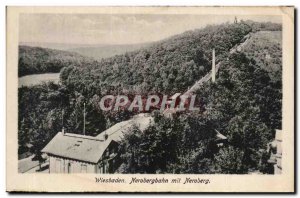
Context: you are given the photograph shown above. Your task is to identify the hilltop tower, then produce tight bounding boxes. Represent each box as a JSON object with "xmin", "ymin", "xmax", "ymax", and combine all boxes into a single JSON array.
[
  {"xmin": 212, "ymin": 48, "xmax": 216, "ymax": 83},
  {"xmin": 234, "ymin": 16, "xmax": 238, "ymax": 24}
]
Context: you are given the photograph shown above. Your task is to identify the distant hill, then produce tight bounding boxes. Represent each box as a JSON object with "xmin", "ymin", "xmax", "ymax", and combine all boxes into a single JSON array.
[
  {"xmin": 18, "ymin": 45, "xmax": 95, "ymax": 77},
  {"xmin": 20, "ymin": 42, "xmax": 152, "ymax": 60},
  {"xmin": 18, "ymin": 42, "xmax": 151, "ymax": 77},
  {"xmin": 19, "ymin": 42, "xmax": 89, "ymax": 51},
  {"xmin": 69, "ymin": 43, "xmax": 152, "ymax": 60}
]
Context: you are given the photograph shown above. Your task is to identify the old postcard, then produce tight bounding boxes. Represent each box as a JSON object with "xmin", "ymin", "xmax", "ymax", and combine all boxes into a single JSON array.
[{"xmin": 6, "ymin": 6, "xmax": 294, "ymax": 192}]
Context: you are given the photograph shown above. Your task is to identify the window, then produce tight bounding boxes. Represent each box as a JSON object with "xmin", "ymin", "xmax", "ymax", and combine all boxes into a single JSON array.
[
  {"xmin": 67, "ymin": 162, "xmax": 72, "ymax": 173},
  {"xmin": 81, "ymin": 164, "xmax": 87, "ymax": 173}
]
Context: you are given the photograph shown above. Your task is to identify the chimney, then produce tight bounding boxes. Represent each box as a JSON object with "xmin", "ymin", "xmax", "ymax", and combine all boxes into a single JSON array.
[
  {"xmin": 61, "ymin": 109, "xmax": 65, "ymax": 135},
  {"xmin": 104, "ymin": 133, "xmax": 108, "ymax": 141},
  {"xmin": 212, "ymin": 48, "xmax": 216, "ymax": 83}
]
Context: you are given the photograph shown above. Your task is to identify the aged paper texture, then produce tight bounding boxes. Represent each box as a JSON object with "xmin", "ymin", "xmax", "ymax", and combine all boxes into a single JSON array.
[{"xmin": 7, "ymin": 6, "xmax": 294, "ymax": 192}]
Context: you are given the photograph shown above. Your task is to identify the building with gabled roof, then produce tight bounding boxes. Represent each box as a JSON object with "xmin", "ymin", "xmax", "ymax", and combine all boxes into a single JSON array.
[
  {"xmin": 42, "ymin": 132, "xmax": 108, "ymax": 164},
  {"xmin": 42, "ymin": 131, "xmax": 119, "ymax": 173},
  {"xmin": 42, "ymin": 113, "xmax": 153, "ymax": 174}
]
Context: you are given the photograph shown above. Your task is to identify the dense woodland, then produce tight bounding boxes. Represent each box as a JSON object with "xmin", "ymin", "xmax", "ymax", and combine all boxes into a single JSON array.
[
  {"xmin": 60, "ymin": 22, "xmax": 253, "ymax": 94},
  {"xmin": 118, "ymin": 52, "xmax": 281, "ymax": 174},
  {"xmin": 18, "ymin": 20, "xmax": 282, "ymax": 174},
  {"xmin": 18, "ymin": 46, "xmax": 95, "ymax": 77}
]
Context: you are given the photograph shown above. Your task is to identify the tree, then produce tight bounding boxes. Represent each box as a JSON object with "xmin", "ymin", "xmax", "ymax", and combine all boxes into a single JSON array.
[{"xmin": 215, "ymin": 146, "xmax": 247, "ymax": 174}]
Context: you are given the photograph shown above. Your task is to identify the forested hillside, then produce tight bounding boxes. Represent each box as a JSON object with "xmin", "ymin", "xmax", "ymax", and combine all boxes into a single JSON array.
[
  {"xmin": 18, "ymin": 46, "xmax": 95, "ymax": 77},
  {"xmin": 18, "ymin": 21, "xmax": 282, "ymax": 174},
  {"xmin": 61, "ymin": 22, "xmax": 252, "ymax": 94},
  {"xmin": 118, "ymin": 40, "xmax": 282, "ymax": 174}
]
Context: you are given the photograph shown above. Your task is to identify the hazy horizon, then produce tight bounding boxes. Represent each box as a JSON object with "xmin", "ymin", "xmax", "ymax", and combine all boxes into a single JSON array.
[
  {"xmin": 19, "ymin": 14, "xmax": 281, "ymax": 47},
  {"xmin": 19, "ymin": 40, "xmax": 153, "ymax": 49}
]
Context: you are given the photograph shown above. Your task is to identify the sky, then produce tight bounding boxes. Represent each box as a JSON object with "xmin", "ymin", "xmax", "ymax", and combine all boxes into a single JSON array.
[{"xmin": 19, "ymin": 14, "xmax": 281, "ymax": 45}]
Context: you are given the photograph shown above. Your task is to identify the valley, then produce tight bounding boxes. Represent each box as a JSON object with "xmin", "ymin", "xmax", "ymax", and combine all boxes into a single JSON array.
[{"xmin": 18, "ymin": 20, "xmax": 282, "ymax": 174}]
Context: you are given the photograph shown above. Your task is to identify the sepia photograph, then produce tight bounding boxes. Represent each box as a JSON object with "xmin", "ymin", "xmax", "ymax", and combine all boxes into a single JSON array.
[{"xmin": 6, "ymin": 6, "xmax": 294, "ymax": 192}]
